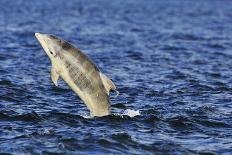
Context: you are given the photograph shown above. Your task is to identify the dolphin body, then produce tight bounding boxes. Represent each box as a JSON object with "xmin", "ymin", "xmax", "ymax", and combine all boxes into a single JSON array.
[{"xmin": 35, "ymin": 33, "xmax": 117, "ymax": 117}]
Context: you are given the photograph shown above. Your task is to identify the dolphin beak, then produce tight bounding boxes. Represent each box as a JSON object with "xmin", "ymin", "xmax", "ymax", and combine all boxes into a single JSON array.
[
  {"xmin": 35, "ymin": 32, "xmax": 43, "ymax": 41},
  {"xmin": 35, "ymin": 32, "xmax": 46, "ymax": 48},
  {"xmin": 35, "ymin": 33, "xmax": 50, "ymax": 56},
  {"xmin": 35, "ymin": 32, "xmax": 40, "ymax": 37}
]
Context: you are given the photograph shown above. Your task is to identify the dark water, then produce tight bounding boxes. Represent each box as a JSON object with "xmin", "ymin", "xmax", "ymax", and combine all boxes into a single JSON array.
[{"xmin": 0, "ymin": 0, "xmax": 232, "ymax": 154}]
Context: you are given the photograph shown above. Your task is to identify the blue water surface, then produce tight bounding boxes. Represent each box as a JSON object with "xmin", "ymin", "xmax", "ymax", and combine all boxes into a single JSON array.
[{"xmin": 0, "ymin": 0, "xmax": 232, "ymax": 154}]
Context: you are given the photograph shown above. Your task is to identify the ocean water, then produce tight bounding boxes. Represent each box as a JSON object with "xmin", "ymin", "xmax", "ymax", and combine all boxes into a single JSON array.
[{"xmin": 0, "ymin": 0, "xmax": 232, "ymax": 154}]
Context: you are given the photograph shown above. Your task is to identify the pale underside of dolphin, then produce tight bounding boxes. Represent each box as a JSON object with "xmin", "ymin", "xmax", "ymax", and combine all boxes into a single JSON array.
[{"xmin": 35, "ymin": 33, "xmax": 118, "ymax": 117}]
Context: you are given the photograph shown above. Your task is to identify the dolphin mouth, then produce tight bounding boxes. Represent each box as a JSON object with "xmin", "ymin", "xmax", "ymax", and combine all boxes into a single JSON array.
[
  {"xmin": 35, "ymin": 33, "xmax": 44, "ymax": 43},
  {"xmin": 35, "ymin": 33, "xmax": 50, "ymax": 55},
  {"xmin": 35, "ymin": 32, "xmax": 40, "ymax": 37}
]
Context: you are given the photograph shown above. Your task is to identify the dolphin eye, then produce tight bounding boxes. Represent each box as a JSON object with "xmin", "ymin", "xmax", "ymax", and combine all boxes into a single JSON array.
[{"xmin": 49, "ymin": 49, "xmax": 54, "ymax": 55}]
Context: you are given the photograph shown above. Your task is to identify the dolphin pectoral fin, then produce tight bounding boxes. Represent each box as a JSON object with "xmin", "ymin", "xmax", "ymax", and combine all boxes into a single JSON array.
[
  {"xmin": 100, "ymin": 72, "xmax": 117, "ymax": 95},
  {"xmin": 51, "ymin": 66, "xmax": 59, "ymax": 86}
]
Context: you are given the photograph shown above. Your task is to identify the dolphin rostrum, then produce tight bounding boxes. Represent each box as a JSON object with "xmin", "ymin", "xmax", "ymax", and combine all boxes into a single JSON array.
[{"xmin": 35, "ymin": 33, "xmax": 117, "ymax": 117}]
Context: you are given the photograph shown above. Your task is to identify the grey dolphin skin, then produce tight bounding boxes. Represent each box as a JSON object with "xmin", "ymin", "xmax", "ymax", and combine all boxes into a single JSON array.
[{"xmin": 35, "ymin": 33, "xmax": 117, "ymax": 117}]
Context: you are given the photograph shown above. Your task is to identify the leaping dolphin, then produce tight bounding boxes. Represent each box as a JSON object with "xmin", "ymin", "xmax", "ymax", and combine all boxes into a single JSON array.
[{"xmin": 35, "ymin": 33, "xmax": 117, "ymax": 117}]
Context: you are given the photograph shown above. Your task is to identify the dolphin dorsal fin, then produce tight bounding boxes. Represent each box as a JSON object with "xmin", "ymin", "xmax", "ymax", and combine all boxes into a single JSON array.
[
  {"xmin": 51, "ymin": 66, "xmax": 59, "ymax": 86},
  {"xmin": 100, "ymin": 72, "xmax": 117, "ymax": 95}
]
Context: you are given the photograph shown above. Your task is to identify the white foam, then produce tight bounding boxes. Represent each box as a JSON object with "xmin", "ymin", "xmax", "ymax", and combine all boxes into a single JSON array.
[
  {"xmin": 82, "ymin": 115, "xmax": 93, "ymax": 119},
  {"xmin": 123, "ymin": 109, "xmax": 140, "ymax": 117},
  {"xmin": 80, "ymin": 109, "xmax": 141, "ymax": 118}
]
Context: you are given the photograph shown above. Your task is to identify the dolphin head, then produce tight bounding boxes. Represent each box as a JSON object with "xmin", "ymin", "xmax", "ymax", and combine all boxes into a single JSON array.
[{"xmin": 35, "ymin": 33, "xmax": 65, "ymax": 60}]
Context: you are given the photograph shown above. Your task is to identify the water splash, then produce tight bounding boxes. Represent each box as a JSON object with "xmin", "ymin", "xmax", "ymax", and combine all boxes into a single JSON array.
[
  {"xmin": 81, "ymin": 109, "xmax": 141, "ymax": 118},
  {"xmin": 82, "ymin": 114, "xmax": 93, "ymax": 119},
  {"xmin": 122, "ymin": 109, "xmax": 140, "ymax": 117}
]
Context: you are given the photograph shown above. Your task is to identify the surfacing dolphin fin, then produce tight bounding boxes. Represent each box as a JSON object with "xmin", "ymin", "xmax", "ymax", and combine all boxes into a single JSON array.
[
  {"xmin": 51, "ymin": 66, "xmax": 59, "ymax": 86},
  {"xmin": 100, "ymin": 73, "xmax": 117, "ymax": 95}
]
